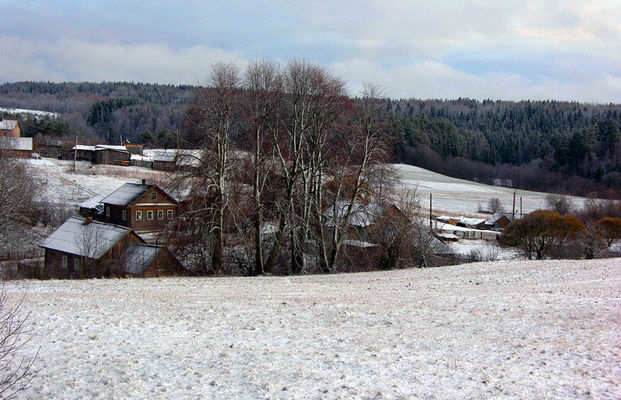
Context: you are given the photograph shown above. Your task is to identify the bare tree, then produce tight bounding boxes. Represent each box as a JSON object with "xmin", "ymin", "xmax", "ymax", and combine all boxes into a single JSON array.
[
  {"xmin": 74, "ymin": 222, "xmax": 106, "ymax": 278},
  {"xmin": 243, "ymin": 60, "xmax": 283, "ymax": 275},
  {"xmin": 546, "ymin": 193, "xmax": 572, "ymax": 215},
  {"xmin": 0, "ymin": 286, "xmax": 38, "ymax": 399},
  {"xmin": 488, "ymin": 197, "xmax": 504, "ymax": 214},
  {"xmin": 0, "ymin": 155, "xmax": 40, "ymax": 254}
]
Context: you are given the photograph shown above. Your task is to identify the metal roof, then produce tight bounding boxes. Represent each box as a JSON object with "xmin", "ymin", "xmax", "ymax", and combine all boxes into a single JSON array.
[
  {"xmin": 40, "ymin": 217, "xmax": 132, "ymax": 258},
  {"xmin": 102, "ymin": 183, "xmax": 152, "ymax": 206},
  {"xmin": 124, "ymin": 244, "xmax": 162, "ymax": 275},
  {"xmin": 0, "ymin": 120, "xmax": 18, "ymax": 130}
]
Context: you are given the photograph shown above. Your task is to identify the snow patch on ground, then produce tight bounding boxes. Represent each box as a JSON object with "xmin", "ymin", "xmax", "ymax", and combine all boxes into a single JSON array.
[{"xmin": 7, "ymin": 258, "xmax": 621, "ymax": 399}]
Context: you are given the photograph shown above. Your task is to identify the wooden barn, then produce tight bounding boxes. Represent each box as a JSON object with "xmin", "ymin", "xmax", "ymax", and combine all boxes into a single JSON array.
[
  {"xmin": 59, "ymin": 144, "xmax": 131, "ymax": 165},
  {"xmin": 0, "ymin": 137, "xmax": 33, "ymax": 158},
  {"xmin": 40, "ymin": 217, "xmax": 184, "ymax": 279},
  {"xmin": 100, "ymin": 182, "xmax": 180, "ymax": 233}
]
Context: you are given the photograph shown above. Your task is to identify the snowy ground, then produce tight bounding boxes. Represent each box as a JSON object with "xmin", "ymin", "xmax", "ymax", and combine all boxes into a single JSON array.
[
  {"xmin": 7, "ymin": 258, "xmax": 621, "ymax": 399},
  {"xmin": 27, "ymin": 158, "xmax": 165, "ymax": 206},
  {"xmin": 394, "ymin": 164, "xmax": 587, "ymax": 216}
]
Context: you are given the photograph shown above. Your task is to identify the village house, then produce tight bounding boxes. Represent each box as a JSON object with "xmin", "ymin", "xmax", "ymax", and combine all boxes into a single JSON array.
[
  {"xmin": 100, "ymin": 181, "xmax": 180, "ymax": 233},
  {"xmin": 0, "ymin": 119, "xmax": 20, "ymax": 137},
  {"xmin": 40, "ymin": 216, "xmax": 184, "ymax": 279},
  {"xmin": 59, "ymin": 144, "xmax": 131, "ymax": 165},
  {"xmin": 0, "ymin": 120, "xmax": 33, "ymax": 157},
  {"xmin": 484, "ymin": 213, "xmax": 511, "ymax": 230}
]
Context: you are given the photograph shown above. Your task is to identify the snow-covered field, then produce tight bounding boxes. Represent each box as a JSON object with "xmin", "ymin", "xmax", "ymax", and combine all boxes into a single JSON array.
[
  {"xmin": 27, "ymin": 158, "xmax": 165, "ymax": 206},
  {"xmin": 8, "ymin": 258, "xmax": 621, "ymax": 399},
  {"xmin": 394, "ymin": 164, "xmax": 586, "ymax": 216}
]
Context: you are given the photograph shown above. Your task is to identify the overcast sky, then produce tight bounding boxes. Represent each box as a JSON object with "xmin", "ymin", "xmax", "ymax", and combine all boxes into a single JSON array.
[{"xmin": 1, "ymin": 0, "xmax": 620, "ymax": 102}]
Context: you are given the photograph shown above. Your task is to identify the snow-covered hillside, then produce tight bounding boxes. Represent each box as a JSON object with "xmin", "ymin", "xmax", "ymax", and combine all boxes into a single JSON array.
[
  {"xmin": 0, "ymin": 107, "xmax": 59, "ymax": 119},
  {"xmin": 27, "ymin": 158, "xmax": 165, "ymax": 206},
  {"xmin": 394, "ymin": 164, "xmax": 586, "ymax": 216},
  {"xmin": 7, "ymin": 258, "xmax": 620, "ymax": 399}
]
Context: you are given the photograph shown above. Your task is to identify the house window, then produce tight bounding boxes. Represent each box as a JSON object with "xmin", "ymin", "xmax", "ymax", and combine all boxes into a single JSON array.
[
  {"xmin": 157, "ymin": 210, "xmax": 164, "ymax": 220},
  {"xmin": 62, "ymin": 255, "xmax": 68, "ymax": 268},
  {"xmin": 147, "ymin": 210, "xmax": 153, "ymax": 220},
  {"xmin": 151, "ymin": 192, "xmax": 157, "ymax": 200},
  {"xmin": 167, "ymin": 210, "xmax": 174, "ymax": 219},
  {"xmin": 136, "ymin": 211, "xmax": 142, "ymax": 221},
  {"xmin": 74, "ymin": 258, "xmax": 81, "ymax": 271},
  {"xmin": 122, "ymin": 210, "xmax": 126, "ymax": 221},
  {"xmin": 106, "ymin": 206, "xmax": 110, "ymax": 218}
]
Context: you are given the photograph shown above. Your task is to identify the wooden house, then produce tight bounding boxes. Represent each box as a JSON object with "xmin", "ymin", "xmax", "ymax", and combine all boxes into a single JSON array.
[
  {"xmin": 40, "ymin": 217, "xmax": 184, "ymax": 279},
  {"xmin": 0, "ymin": 137, "xmax": 33, "ymax": 158},
  {"xmin": 100, "ymin": 181, "xmax": 179, "ymax": 233},
  {"xmin": 0, "ymin": 120, "xmax": 20, "ymax": 137},
  {"xmin": 484, "ymin": 213, "xmax": 511, "ymax": 230}
]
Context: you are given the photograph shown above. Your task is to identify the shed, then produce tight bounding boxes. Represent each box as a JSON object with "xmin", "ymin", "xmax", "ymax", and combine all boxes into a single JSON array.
[{"xmin": 0, "ymin": 137, "xmax": 33, "ymax": 158}]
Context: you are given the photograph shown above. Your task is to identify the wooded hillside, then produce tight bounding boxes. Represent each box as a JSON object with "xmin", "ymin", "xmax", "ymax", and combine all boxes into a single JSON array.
[{"xmin": 1, "ymin": 81, "xmax": 620, "ymax": 196}]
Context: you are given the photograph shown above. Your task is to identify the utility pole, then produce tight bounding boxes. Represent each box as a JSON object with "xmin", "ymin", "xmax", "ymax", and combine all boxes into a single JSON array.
[
  {"xmin": 512, "ymin": 191, "xmax": 516, "ymax": 220},
  {"xmin": 73, "ymin": 136, "xmax": 77, "ymax": 173},
  {"xmin": 429, "ymin": 193, "xmax": 433, "ymax": 230},
  {"xmin": 520, "ymin": 197, "xmax": 523, "ymax": 218}
]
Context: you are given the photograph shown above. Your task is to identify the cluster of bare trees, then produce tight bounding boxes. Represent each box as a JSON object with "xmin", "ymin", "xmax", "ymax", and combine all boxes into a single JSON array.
[{"xmin": 166, "ymin": 60, "xmax": 412, "ymax": 275}]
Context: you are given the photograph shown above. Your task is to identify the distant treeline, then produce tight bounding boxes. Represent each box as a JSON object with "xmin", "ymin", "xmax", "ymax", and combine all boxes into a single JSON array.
[{"xmin": 1, "ymin": 81, "xmax": 620, "ymax": 196}]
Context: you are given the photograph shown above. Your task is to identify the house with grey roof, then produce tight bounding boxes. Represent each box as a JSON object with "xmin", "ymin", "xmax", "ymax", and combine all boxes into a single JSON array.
[
  {"xmin": 40, "ymin": 216, "xmax": 184, "ymax": 278},
  {"xmin": 0, "ymin": 119, "xmax": 20, "ymax": 137},
  {"xmin": 100, "ymin": 181, "xmax": 180, "ymax": 233}
]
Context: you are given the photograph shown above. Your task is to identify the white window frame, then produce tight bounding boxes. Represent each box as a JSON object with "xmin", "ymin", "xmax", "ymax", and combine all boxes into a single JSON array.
[
  {"xmin": 151, "ymin": 192, "xmax": 157, "ymax": 200},
  {"xmin": 157, "ymin": 210, "xmax": 164, "ymax": 220},
  {"xmin": 147, "ymin": 210, "xmax": 153, "ymax": 220},
  {"xmin": 106, "ymin": 206, "xmax": 110, "ymax": 218},
  {"xmin": 74, "ymin": 258, "xmax": 81, "ymax": 271},
  {"xmin": 167, "ymin": 210, "xmax": 173, "ymax": 219},
  {"xmin": 122, "ymin": 210, "xmax": 126, "ymax": 221},
  {"xmin": 135, "ymin": 211, "xmax": 142, "ymax": 221},
  {"xmin": 62, "ymin": 255, "xmax": 68, "ymax": 268}
]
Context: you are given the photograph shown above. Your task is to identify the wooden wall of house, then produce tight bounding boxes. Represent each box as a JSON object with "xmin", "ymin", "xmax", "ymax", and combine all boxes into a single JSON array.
[
  {"xmin": 94, "ymin": 149, "xmax": 131, "ymax": 165},
  {"xmin": 140, "ymin": 249, "xmax": 185, "ymax": 277}
]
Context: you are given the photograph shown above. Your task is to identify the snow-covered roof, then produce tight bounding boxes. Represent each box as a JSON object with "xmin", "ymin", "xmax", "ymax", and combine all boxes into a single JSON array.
[
  {"xmin": 40, "ymin": 217, "xmax": 132, "ymax": 258},
  {"xmin": 95, "ymin": 145, "xmax": 128, "ymax": 152},
  {"xmin": 342, "ymin": 240, "xmax": 378, "ymax": 248},
  {"xmin": 436, "ymin": 232, "xmax": 459, "ymax": 240},
  {"xmin": 124, "ymin": 244, "xmax": 162, "ymax": 275},
  {"xmin": 485, "ymin": 213, "xmax": 508, "ymax": 225},
  {"xmin": 0, "ymin": 137, "xmax": 32, "ymax": 151},
  {"xmin": 102, "ymin": 183, "xmax": 152, "ymax": 206},
  {"xmin": 0, "ymin": 120, "xmax": 18, "ymax": 130},
  {"xmin": 435, "ymin": 222, "xmax": 498, "ymax": 235},
  {"xmin": 71, "ymin": 144, "xmax": 129, "ymax": 153},
  {"xmin": 72, "ymin": 145, "xmax": 94, "ymax": 151},
  {"xmin": 457, "ymin": 217, "xmax": 486, "ymax": 226},
  {"xmin": 79, "ymin": 194, "xmax": 105, "ymax": 209},
  {"xmin": 324, "ymin": 201, "xmax": 384, "ymax": 227}
]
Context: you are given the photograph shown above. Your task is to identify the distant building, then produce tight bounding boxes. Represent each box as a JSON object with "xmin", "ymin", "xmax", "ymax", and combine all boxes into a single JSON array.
[
  {"xmin": 0, "ymin": 137, "xmax": 33, "ymax": 158},
  {"xmin": 100, "ymin": 182, "xmax": 180, "ymax": 233},
  {"xmin": 0, "ymin": 120, "xmax": 20, "ymax": 137},
  {"xmin": 59, "ymin": 144, "xmax": 131, "ymax": 165},
  {"xmin": 40, "ymin": 216, "xmax": 184, "ymax": 278}
]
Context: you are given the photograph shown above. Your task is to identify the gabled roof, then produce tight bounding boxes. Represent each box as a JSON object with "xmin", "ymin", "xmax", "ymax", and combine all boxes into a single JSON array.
[
  {"xmin": 324, "ymin": 201, "xmax": 384, "ymax": 227},
  {"xmin": 40, "ymin": 217, "xmax": 133, "ymax": 258},
  {"xmin": 102, "ymin": 183, "xmax": 153, "ymax": 206},
  {"xmin": 485, "ymin": 213, "xmax": 509, "ymax": 225},
  {"xmin": 124, "ymin": 244, "xmax": 163, "ymax": 275},
  {"xmin": 0, "ymin": 120, "xmax": 18, "ymax": 130}
]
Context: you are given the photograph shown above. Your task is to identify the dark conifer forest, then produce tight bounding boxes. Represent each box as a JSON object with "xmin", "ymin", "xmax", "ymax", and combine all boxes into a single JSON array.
[{"xmin": 1, "ymin": 81, "xmax": 620, "ymax": 197}]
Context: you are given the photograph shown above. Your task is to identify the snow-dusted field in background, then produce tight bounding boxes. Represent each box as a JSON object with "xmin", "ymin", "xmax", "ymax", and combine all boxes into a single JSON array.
[
  {"xmin": 27, "ymin": 158, "xmax": 164, "ymax": 206},
  {"xmin": 394, "ymin": 164, "xmax": 587, "ymax": 216},
  {"xmin": 8, "ymin": 258, "xmax": 621, "ymax": 399}
]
